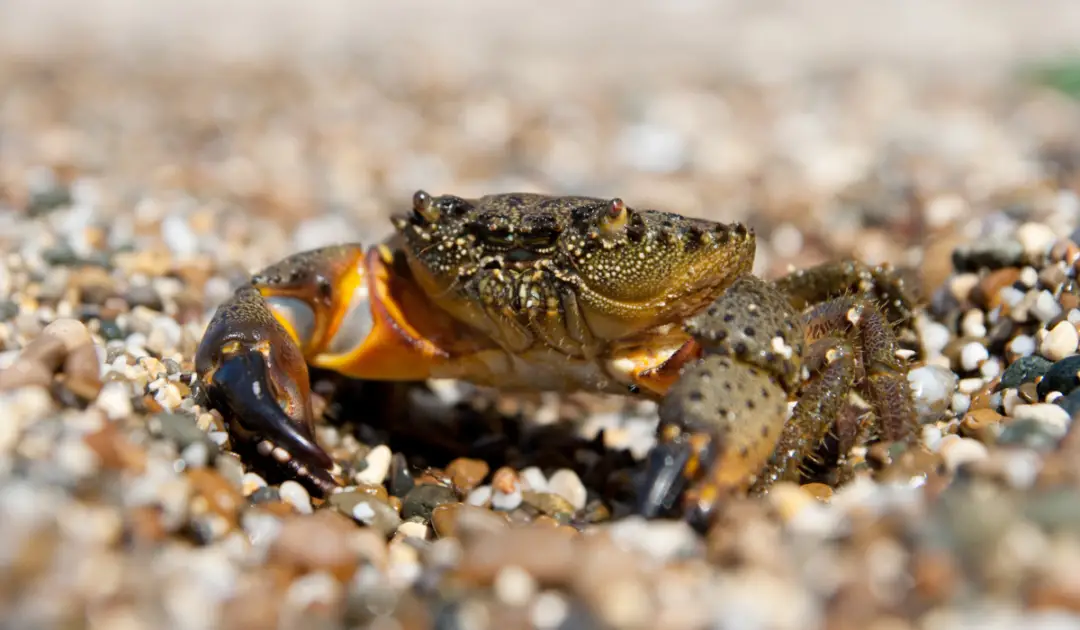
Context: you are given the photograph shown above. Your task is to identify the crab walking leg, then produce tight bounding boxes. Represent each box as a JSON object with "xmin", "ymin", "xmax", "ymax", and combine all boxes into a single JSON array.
[{"xmin": 771, "ymin": 259, "xmax": 919, "ymax": 327}]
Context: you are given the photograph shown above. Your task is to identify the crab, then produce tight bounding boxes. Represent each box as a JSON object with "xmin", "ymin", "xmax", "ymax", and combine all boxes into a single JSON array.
[{"xmin": 194, "ymin": 190, "xmax": 921, "ymax": 529}]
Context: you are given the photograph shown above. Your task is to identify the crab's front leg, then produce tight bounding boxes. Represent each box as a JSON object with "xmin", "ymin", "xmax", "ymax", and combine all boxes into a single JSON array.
[
  {"xmin": 195, "ymin": 243, "xmax": 450, "ymax": 496},
  {"xmin": 636, "ymin": 274, "xmax": 809, "ymax": 529}
]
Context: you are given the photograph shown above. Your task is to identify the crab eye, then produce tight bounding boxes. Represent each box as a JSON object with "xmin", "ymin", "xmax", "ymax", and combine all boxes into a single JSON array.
[
  {"xmin": 600, "ymin": 198, "xmax": 629, "ymax": 234},
  {"xmin": 412, "ymin": 190, "xmax": 440, "ymax": 223}
]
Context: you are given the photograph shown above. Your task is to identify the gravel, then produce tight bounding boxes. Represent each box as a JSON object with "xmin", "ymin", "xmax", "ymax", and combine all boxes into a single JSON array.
[{"xmin": 5, "ymin": 4, "xmax": 1080, "ymax": 629}]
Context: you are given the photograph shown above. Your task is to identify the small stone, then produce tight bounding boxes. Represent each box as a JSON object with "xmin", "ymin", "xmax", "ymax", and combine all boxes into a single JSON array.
[
  {"xmin": 397, "ymin": 520, "xmax": 429, "ymax": 540},
  {"xmin": 522, "ymin": 491, "xmax": 577, "ymax": 522},
  {"xmin": 546, "ymin": 469, "xmax": 587, "ymax": 511},
  {"xmin": 491, "ymin": 467, "xmax": 523, "ymax": 511},
  {"xmin": 938, "ymin": 435, "xmax": 989, "ymax": 472},
  {"xmin": 329, "ymin": 492, "xmax": 401, "ymax": 536},
  {"xmin": 1016, "ymin": 222, "xmax": 1058, "ymax": 260},
  {"xmin": 959, "ymin": 342, "xmax": 989, "ymax": 372},
  {"xmin": 445, "ymin": 458, "xmax": 489, "ymax": 492},
  {"xmin": 1012, "ymin": 403, "xmax": 1072, "ymax": 434},
  {"xmin": 908, "ymin": 365, "xmax": 958, "ymax": 416},
  {"xmin": 242, "ymin": 473, "xmax": 268, "ymax": 496},
  {"xmin": 270, "ymin": 510, "xmax": 376, "ymax": 582},
  {"xmin": 1041, "ymin": 321, "xmax": 1079, "ymax": 361},
  {"xmin": 279, "ymin": 481, "xmax": 313, "ymax": 515},
  {"xmin": 354, "ymin": 444, "xmax": 392, "ymax": 485},
  {"xmin": 1001, "ymin": 355, "xmax": 1054, "ymax": 389},
  {"xmin": 401, "ymin": 484, "xmax": 458, "ymax": 522},
  {"xmin": 1006, "ymin": 334, "xmax": 1037, "ymax": 362},
  {"xmin": 1037, "ymin": 355, "xmax": 1080, "ymax": 398},
  {"xmin": 388, "ymin": 452, "xmax": 414, "ymax": 498},
  {"xmin": 432, "ymin": 503, "xmax": 508, "ymax": 539},
  {"xmin": 1031, "ymin": 291, "xmax": 1063, "ymax": 323}
]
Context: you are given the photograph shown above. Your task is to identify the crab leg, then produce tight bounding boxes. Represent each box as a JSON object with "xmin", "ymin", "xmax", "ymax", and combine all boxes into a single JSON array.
[{"xmin": 195, "ymin": 243, "xmax": 454, "ymax": 495}]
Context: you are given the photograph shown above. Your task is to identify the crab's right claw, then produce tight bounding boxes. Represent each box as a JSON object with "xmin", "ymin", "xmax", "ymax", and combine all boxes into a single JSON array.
[{"xmin": 195, "ymin": 284, "xmax": 341, "ymax": 495}]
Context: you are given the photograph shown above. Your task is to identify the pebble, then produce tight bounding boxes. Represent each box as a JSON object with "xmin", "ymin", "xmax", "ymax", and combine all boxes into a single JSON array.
[
  {"xmin": 445, "ymin": 457, "xmax": 490, "ymax": 492},
  {"xmin": 1001, "ymin": 355, "xmax": 1054, "ymax": 389},
  {"xmin": 960, "ymin": 342, "xmax": 989, "ymax": 372},
  {"xmin": 354, "ymin": 444, "xmax": 392, "ymax": 485},
  {"xmin": 1037, "ymin": 355, "xmax": 1080, "ymax": 398},
  {"xmin": 546, "ymin": 469, "xmax": 587, "ymax": 511},
  {"xmin": 1016, "ymin": 221, "xmax": 1058, "ymax": 260},
  {"xmin": 1040, "ymin": 321, "xmax": 1079, "ymax": 361},
  {"xmin": 908, "ymin": 365, "xmax": 958, "ymax": 416},
  {"xmin": 279, "ymin": 481, "xmax": 313, "ymax": 515},
  {"xmin": 938, "ymin": 435, "xmax": 989, "ymax": 472},
  {"xmin": 1031, "ymin": 291, "xmax": 1063, "ymax": 323},
  {"xmin": 329, "ymin": 492, "xmax": 401, "ymax": 536},
  {"xmin": 490, "ymin": 467, "xmax": 524, "ymax": 511},
  {"xmin": 400, "ymin": 484, "xmax": 458, "ymax": 521},
  {"xmin": 1012, "ymin": 403, "xmax": 1072, "ymax": 434}
]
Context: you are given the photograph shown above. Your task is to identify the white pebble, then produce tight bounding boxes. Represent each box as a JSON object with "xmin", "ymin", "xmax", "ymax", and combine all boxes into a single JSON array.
[
  {"xmin": 279, "ymin": 481, "xmax": 312, "ymax": 514},
  {"xmin": 960, "ymin": 342, "xmax": 989, "ymax": 372},
  {"xmin": 960, "ymin": 309, "xmax": 986, "ymax": 339},
  {"xmin": 979, "ymin": 358, "xmax": 1001, "ymax": 380},
  {"xmin": 922, "ymin": 425, "xmax": 944, "ymax": 451},
  {"xmin": 1008, "ymin": 335, "xmax": 1036, "ymax": 359},
  {"xmin": 467, "ymin": 485, "xmax": 492, "ymax": 507},
  {"xmin": 1016, "ymin": 222, "xmax": 1057, "ymax": 260},
  {"xmin": 547, "ymin": 469, "xmax": 587, "ymax": 511},
  {"xmin": 1011, "ymin": 403, "xmax": 1071, "ymax": 434},
  {"xmin": 951, "ymin": 393, "xmax": 971, "ymax": 415},
  {"xmin": 1031, "ymin": 291, "xmax": 1063, "ymax": 323},
  {"xmin": 94, "ymin": 382, "xmax": 133, "ymax": 420},
  {"xmin": 1069, "ymin": 309, "xmax": 1080, "ymax": 325},
  {"xmin": 1040, "ymin": 321, "xmax": 1079, "ymax": 361},
  {"xmin": 919, "ymin": 320, "xmax": 951, "ymax": 358},
  {"xmin": 938, "ymin": 435, "xmax": 989, "ymax": 472},
  {"xmin": 495, "ymin": 565, "xmax": 538, "ymax": 606},
  {"xmin": 1019, "ymin": 266, "xmax": 1039, "ymax": 289},
  {"xmin": 354, "ymin": 445, "xmax": 392, "ymax": 485},
  {"xmin": 519, "ymin": 467, "xmax": 548, "ymax": 492},
  {"xmin": 907, "ymin": 365, "xmax": 958, "ymax": 415},
  {"xmin": 397, "ymin": 520, "xmax": 429, "ymax": 540},
  {"xmin": 491, "ymin": 485, "xmax": 523, "ymax": 512}
]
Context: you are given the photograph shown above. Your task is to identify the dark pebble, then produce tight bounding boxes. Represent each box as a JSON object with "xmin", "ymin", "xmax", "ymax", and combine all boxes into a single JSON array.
[
  {"xmin": 41, "ymin": 244, "xmax": 81, "ymax": 267},
  {"xmin": 0, "ymin": 300, "xmax": 19, "ymax": 322},
  {"xmin": 329, "ymin": 491, "xmax": 402, "ymax": 535},
  {"xmin": 389, "ymin": 452, "xmax": 415, "ymax": 498},
  {"xmin": 249, "ymin": 486, "xmax": 281, "ymax": 504},
  {"xmin": 125, "ymin": 285, "xmax": 164, "ymax": 312},
  {"xmin": 1000, "ymin": 355, "xmax": 1054, "ymax": 390},
  {"xmin": 26, "ymin": 184, "xmax": 72, "ymax": 216},
  {"xmin": 401, "ymin": 484, "xmax": 458, "ymax": 522},
  {"xmin": 98, "ymin": 320, "xmax": 125, "ymax": 342},
  {"xmin": 1037, "ymin": 355, "xmax": 1080, "ymax": 398},
  {"xmin": 1056, "ymin": 388, "xmax": 1080, "ymax": 418},
  {"xmin": 951, "ymin": 237, "xmax": 1025, "ymax": 272}
]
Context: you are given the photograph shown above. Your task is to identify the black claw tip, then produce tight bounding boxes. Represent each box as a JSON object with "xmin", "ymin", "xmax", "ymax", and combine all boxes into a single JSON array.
[{"xmin": 210, "ymin": 350, "xmax": 335, "ymax": 478}]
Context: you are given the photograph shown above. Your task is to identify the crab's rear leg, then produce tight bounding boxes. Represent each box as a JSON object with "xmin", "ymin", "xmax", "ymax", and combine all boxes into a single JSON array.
[{"xmin": 195, "ymin": 243, "xmax": 451, "ymax": 496}]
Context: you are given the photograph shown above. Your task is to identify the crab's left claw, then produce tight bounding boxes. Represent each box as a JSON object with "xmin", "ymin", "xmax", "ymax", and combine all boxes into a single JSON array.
[{"xmin": 195, "ymin": 283, "xmax": 341, "ymax": 495}]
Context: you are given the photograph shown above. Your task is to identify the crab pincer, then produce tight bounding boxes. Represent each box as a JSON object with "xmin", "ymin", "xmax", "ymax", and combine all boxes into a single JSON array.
[{"xmin": 194, "ymin": 242, "xmax": 437, "ymax": 495}]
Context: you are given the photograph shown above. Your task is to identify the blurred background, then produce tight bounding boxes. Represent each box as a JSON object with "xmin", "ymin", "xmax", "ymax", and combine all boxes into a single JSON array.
[{"xmin": 4, "ymin": 0, "xmax": 1080, "ymax": 299}]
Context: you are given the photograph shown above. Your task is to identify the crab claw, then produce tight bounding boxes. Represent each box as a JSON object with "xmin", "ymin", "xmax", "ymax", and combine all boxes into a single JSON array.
[
  {"xmin": 635, "ymin": 436, "xmax": 694, "ymax": 519},
  {"xmin": 208, "ymin": 343, "xmax": 338, "ymax": 491},
  {"xmin": 195, "ymin": 283, "xmax": 341, "ymax": 495}
]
